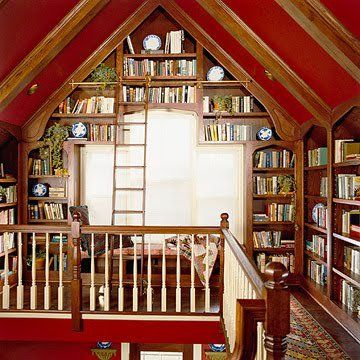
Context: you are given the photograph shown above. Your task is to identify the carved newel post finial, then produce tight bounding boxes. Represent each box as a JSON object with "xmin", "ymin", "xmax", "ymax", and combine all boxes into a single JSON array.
[
  {"xmin": 220, "ymin": 212, "xmax": 229, "ymax": 229},
  {"xmin": 264, "ymin": 262, "xmax": 290, "ymax": 360}
]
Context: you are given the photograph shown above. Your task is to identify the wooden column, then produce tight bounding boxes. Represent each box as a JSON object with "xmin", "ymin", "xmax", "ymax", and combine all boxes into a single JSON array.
[
  {"xmin": 219, "ymin": 213, "xmax": 229, "ymax": 313},
  {"xmin": 71, "ymin": 212, "xmax": 82, "ymax": 331},
  {"xmin": 264, "ymin": 262, "xmax": 290, "ymax": 360}
]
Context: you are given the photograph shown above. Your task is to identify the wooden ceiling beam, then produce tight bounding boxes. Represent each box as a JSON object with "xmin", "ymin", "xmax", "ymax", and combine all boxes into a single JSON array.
[
  {"xmin": 0, "ymin": 0, "xmax": 109, "ymax": 112},
  {"xmin": 196, "ymin": 0, "xmax": 331, "ymax": 123},
  {"xmin": 275, "ymin": 0, "xmax": 360, "ymax": 83}
]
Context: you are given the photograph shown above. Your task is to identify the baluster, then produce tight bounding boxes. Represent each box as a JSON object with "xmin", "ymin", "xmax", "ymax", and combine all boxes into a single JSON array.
[
  {"xmin": 133, "ymin": 235, "xmax": 138, "ymax": 312},
  {"xmin": 256, "ymin": 322, "xmax": 266, "ymax": 360},
  {"xmin": 244, "ymin": 276, "xmax": 249, "ymax": 299},
  {"xmin": 58, "ymin": 232, "xmax": 64, "ymax": 311},
  {"xmin": 30, "ymin": 232, "xmax": 37, "ymax": 310},
  {"xmin": 104, "ymin": 233, "xmax": 110, "ymax": 311},
  {"xmin": 190, "ymin": 234, "xmax": 196, "ymax": 312},
  {"xmin": 205, "ymin": 234, "xmax": 210, "ymax": 312},
  {"xmin": 90, "ymin": 233, "xmax": 96, "ymax": 311},
  {"xmin": 2, "ymin": 232, "xmax": 10, "ymax": 309},
  {"xmin": 147, "ymin": 235, "xmax": 152, "ymax": 312},
  {"xmin": 118, "ymin": 234, "xmax": 124, "ymax": 311},
  {"xmin": 44, "ymin": 233, "xmax": 51, "ymax": 310},
  {"xmin": 16, "ymin": 232, "xmax": 24, "ymax": 309},
  {"xmin": 161, "ymin": 235, "xmax": 167, "ymax": 312},
  {"xmin": 176, "ymin": 234, "xmax": 181, "ymax": 312}
]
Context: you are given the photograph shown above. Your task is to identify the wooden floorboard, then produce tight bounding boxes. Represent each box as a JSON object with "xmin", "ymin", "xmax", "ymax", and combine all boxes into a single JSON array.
[{"xmin": 292, "ymin": 288, "xmax": 360, "ymax": 358}]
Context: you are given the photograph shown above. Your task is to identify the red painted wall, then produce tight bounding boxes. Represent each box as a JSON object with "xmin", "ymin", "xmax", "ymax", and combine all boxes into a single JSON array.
[{"xmin": 0, "ymin": 342, "xmax": 121, "ymax": 360}]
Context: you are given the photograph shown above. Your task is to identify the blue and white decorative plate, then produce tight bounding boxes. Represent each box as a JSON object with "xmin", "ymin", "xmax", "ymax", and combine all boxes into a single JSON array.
[
  {"xmin": 72, "ymin": 122, "xmax": 87, "ymax": 138},
  {"xmin": 206, "ymin": 66, "xmax": 225, "ymax": 81},
  {"xmin": 209, "ymin": 344, "xmax": 226, "ymax": 352},
  {"xmin": 143, "ymin": 35, "xmax": 161, "ymax": 51},
  {"xmin": 312, "ymin": 203, "xmax": 325, "ymax": 223},
  {"xmin": 32, "ymin": 183, "xmax": 47, "ymax": 197},
  {"xmin": 257, "ymin": 127, "xmax": 273, "ymax": 141},
  {"xmin": 97, "ymin": 341, "xmax": 112, "ymax": 349}
]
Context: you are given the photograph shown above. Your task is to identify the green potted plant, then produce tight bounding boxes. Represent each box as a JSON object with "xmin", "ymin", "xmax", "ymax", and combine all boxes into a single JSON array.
[
  {"xmin": 40, "ymin": 123, "xmax": 70, "ymax": 175},
  {"xmin": 278, "ymin": 174, "xmax": 296, "ymax": 221},
  {"xmin": 211, "ymin": 95, "xmax": 233, "ymax": 114},
  {"xmin": 90, "ymin": 63, "xmax": 118, "ymax": 89},
  {"xmin": 26, "ymin": 249, "xmax": 46, "ymax": 270},
  {"xmin": 0, "ymin": 187, "xmax": 7, "ymax": 203}
]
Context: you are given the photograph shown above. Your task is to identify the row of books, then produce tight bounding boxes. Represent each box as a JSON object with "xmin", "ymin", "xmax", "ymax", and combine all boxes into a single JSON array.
[
  {"xmin": 0, "ymin": 233, "xmax": 15, "ymax": 253},
  {"xmin": 28, "ymin": 203, "xmax": 67, "ymax": 221},
  {"xmin": 253, "ymin": 175, "xmax": 294, "ymax": 195},
  {"xmin": 202, "ymin": 96, "xmax": 255, "ymax": 113},
  {"xmin": 307, "ymin": 147, "xmax": 327, "ymax": 167},
  {"xmin": 254, "ymin": 149, "xmax": 294, "ymax": 169},
  {"xmin": 59, "ymin": 97, "xmax": 115, "ymax": 114},
  {"xmin": 53, "ymin": 253, "xmax": 68, "ymax": 271},
  {"xmin": 320, "ymin": 176, "xmax": 328, "ymax": 197},
  {"xmin": 252, "ymin": 231, "xmax": 294, "ymax": 248},
  {"xmin": 254, "ymin": 203, "xmax": 294, "ymax": 222},
  {"xmin": 164, "ymin": 30, "xmax": 185, "ymax": 54},
  {"xmin": 123, "ymin": 58, "xmax": 197, "ymax": 77},
  {"xmin": 29, "ymin": 158, "xmax": 51, "ymax": 176},
  {"xmin": 335, "ymin": 173, "xmax": 360, "ymax": 200},
  {"xmin": 48, "ymin": 187, "xmax": 66, "ymax": 198},
  {"xmin": 256, "ymin": 253, "xmax": 294, "ymax": 273},
  {"xmin": 0, "ymin": 209, "xmax": 15, "ymax": 224},
  {"xmin": 344, "ymin": 246, "xmax": 360, "ymax": 275},
  {"xmin": 122, "ymin": 86, "xmax": 196, "ymax": 103},
  {"xmin": 335, "ymin": 140, "xmax": 360, "ymax": 163},
  {"xmin": 307, "ymin": 259, "xmax": 327, "ymax": 286},
  {"xmin": 3, "ymin": 185, "xmax": 17, "ymax": 203},
  {"xmin": 69, "ymin": 124, "xmax": 116, "ymax": 142},
  {"xmin": 203, "ymin": 122, "xmax": 258, "ymax": 142},
  {"xmin": 340, "ymin": 279, "xmax": 360, "ymax": 316},
  {"xmin": 315, "ymin": 205, "xmax": 327, "ymax": 228},
  {"xmin": 306, "ymin": 234, "xmax": 327, "ymax": 259},
  {"xmin": 342, "ymin": 209, "xmax": 360, "ymax": 237}
]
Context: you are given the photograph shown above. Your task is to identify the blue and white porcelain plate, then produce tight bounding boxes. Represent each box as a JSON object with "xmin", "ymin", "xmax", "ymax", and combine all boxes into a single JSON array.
[
  {"xmin": 97, "ymin": 342, "xmax": 112, "ymax": 349},
  {"xmin": 143, "ymin": 35, "xmax": 161, "ymax": 51},
  {"xmin": 257, "ymin": 127, "xmax": 273, "ymax": 141},
  {"xmin": 72, "ymin": 122, "xmax": 87, "ymax": 138},
  {"xmin": 312, "ymin": 203, "xmax": 325, "ymax": 223},
  {"xmin": 209, "ymin": 344, "xmax": 226, "ymax": 352},
  {"xmin": 32, "ymin": 183, "xmax": 47, "ymax": 197},
  {"xmin": 206, "ymin": 66, "xmax": 225, "ymax": 81}
]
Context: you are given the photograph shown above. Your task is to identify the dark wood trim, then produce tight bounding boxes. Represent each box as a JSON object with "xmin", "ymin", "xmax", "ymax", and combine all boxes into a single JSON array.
[
  {"xmin": 0, "ymin": 0, "xmax": 110, "ymax": 112},
  {"xmin": 275, "ymin": 0, "xmax": 360, "ymax": 83},
  {"xmin": 22, "ymin": 0, "xmax": 159, "ymax": 142},
  {"xmin": 330, "ymin": 95, "xmax": 360, "ymax": 125},
  {"xmin": 196, "ymin": 0, "xmax": 331, "ymax": 123},
  {"xmin": 22, "ymin": 0, "xmax": 301, "ymax": 142},
  {"xmin": 0, "ymin": 121, "xmax": 21, "ymax": 141}
]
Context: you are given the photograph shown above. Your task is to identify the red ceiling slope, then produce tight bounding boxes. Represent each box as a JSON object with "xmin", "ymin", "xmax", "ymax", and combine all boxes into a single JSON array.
[
  {"xmin": 174, "ymin": 0, "xmax": 312, "ymax": 123},
  {"xmin": 0, "ymin": 0, "xmax": 144, "ymax": 126},
  {"xmin": 0, "ymin": 0, "xmax": 79, "ymax": 81},
  {"xmin": 321, "ymin": 0, "xmax": 360, "ymax": 38},
  {"xmin": 222, "ymin": 0, "xmax": 360, "ymax": 109}
]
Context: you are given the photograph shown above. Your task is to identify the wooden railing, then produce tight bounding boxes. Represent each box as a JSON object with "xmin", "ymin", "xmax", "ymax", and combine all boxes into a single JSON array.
[
  {"xmin": 220, "ymin": 213, "xmax": 290, "ymax": 360},
  {"xmin": 0, "ymin": 214, "xmax": 290, "ymax": 359}
]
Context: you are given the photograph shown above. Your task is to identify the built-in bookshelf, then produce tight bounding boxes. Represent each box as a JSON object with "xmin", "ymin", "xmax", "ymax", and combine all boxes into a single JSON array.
[
  {"xmin": 302, "ymin": 108, "xmax": 360, "ymax": 341},
  {"xmin": 246, "ymin": 142, "xmax": 299, "ymax": 282}
]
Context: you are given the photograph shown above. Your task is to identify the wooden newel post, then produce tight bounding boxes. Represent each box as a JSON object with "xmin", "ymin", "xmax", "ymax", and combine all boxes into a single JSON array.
[
  {"xmin": 219, "ymin": 213, "xmax": 229, "ymax": 313},
  {"xmin": 71, "ymin": 212, "xmax": 82, "ymax": 331},
  {"xmin": 264, "ymin": 262, "xmax": 290, "ymax": 359}
]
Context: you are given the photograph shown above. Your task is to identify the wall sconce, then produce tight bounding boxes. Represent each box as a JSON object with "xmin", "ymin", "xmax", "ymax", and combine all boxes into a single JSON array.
[
  {"xmin": 27, "ymin": 84, "xmax": 39, "ymax": 95},
  {"xmin": 264, "ymin": 70, "xmax": 275, "ymax": 81}
]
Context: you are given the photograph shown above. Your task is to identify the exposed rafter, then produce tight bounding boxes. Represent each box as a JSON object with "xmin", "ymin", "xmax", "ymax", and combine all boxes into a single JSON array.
[
  {"xmin": 275, "ymin": 0, "xmax": 360, "ymax": 83},
  {"xmin": 0, "ymin": 0, "xmax": 109, "ymax": 112},
  {"xmin": 196, "ymin": 0, "xmax": 332, "ymax": 123}
]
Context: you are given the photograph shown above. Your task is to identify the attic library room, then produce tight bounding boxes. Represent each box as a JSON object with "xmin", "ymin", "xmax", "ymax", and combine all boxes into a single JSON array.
[{"xmin": 0, "ymin": 0, "xmax": 359, "ymax": 359}]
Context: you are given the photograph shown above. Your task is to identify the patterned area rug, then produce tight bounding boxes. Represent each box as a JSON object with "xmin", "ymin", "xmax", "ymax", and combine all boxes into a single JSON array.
[{"xmin": 287, "ymin": 296, "xmax": 351, "ymax": 359}]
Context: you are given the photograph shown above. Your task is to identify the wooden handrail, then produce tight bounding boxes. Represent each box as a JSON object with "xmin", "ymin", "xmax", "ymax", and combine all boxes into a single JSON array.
[{"xmin": 0, "ymin": 224, "xmax": 71, "ymax": 233}]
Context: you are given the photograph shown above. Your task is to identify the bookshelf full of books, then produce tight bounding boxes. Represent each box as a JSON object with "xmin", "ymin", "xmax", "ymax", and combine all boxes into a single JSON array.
[{"xmin": 247, "ymin": 143, "xmax": 298, "ymax": 282}]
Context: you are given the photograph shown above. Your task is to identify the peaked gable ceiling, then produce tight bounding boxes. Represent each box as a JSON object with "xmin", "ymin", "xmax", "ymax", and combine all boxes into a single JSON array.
[{"xmin": 0, "ymin": 0, "xmax": 359, "ymax": 128}]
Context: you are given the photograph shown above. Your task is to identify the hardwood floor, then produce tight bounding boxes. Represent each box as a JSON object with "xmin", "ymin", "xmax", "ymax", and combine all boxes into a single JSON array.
[{"xmin": 292, "ymin": 288, "xmax": 360, "ymax": 358}]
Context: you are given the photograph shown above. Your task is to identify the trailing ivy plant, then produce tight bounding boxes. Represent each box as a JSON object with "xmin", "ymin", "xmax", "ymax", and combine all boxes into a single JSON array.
[
  {"xmin": 90, "ymin": 63, "xmax": 118, "ymax": 89},
  {"xmin": 211, "ymin": 95, "xmax": 234, "ymax": 120},
  {"xmin": 40, "ymin": 123, "xmax": 70, "ymax": 172}
]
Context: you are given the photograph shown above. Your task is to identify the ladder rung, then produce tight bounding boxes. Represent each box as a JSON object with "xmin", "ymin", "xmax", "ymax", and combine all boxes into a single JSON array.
[
  {"xmin": 113, "ymin": 210, "xmax": 144, "ymax": 214},
  {"xmin": 115, "ymin": 187, "xmax": 144, "ymax": 191},
  {"xmin": 117, "ymin": 122, "xmax": 145, "ymax": 125},
  {"xmin": 115, "ymin": 165, "xmax": 145, "ymax": 169}
]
